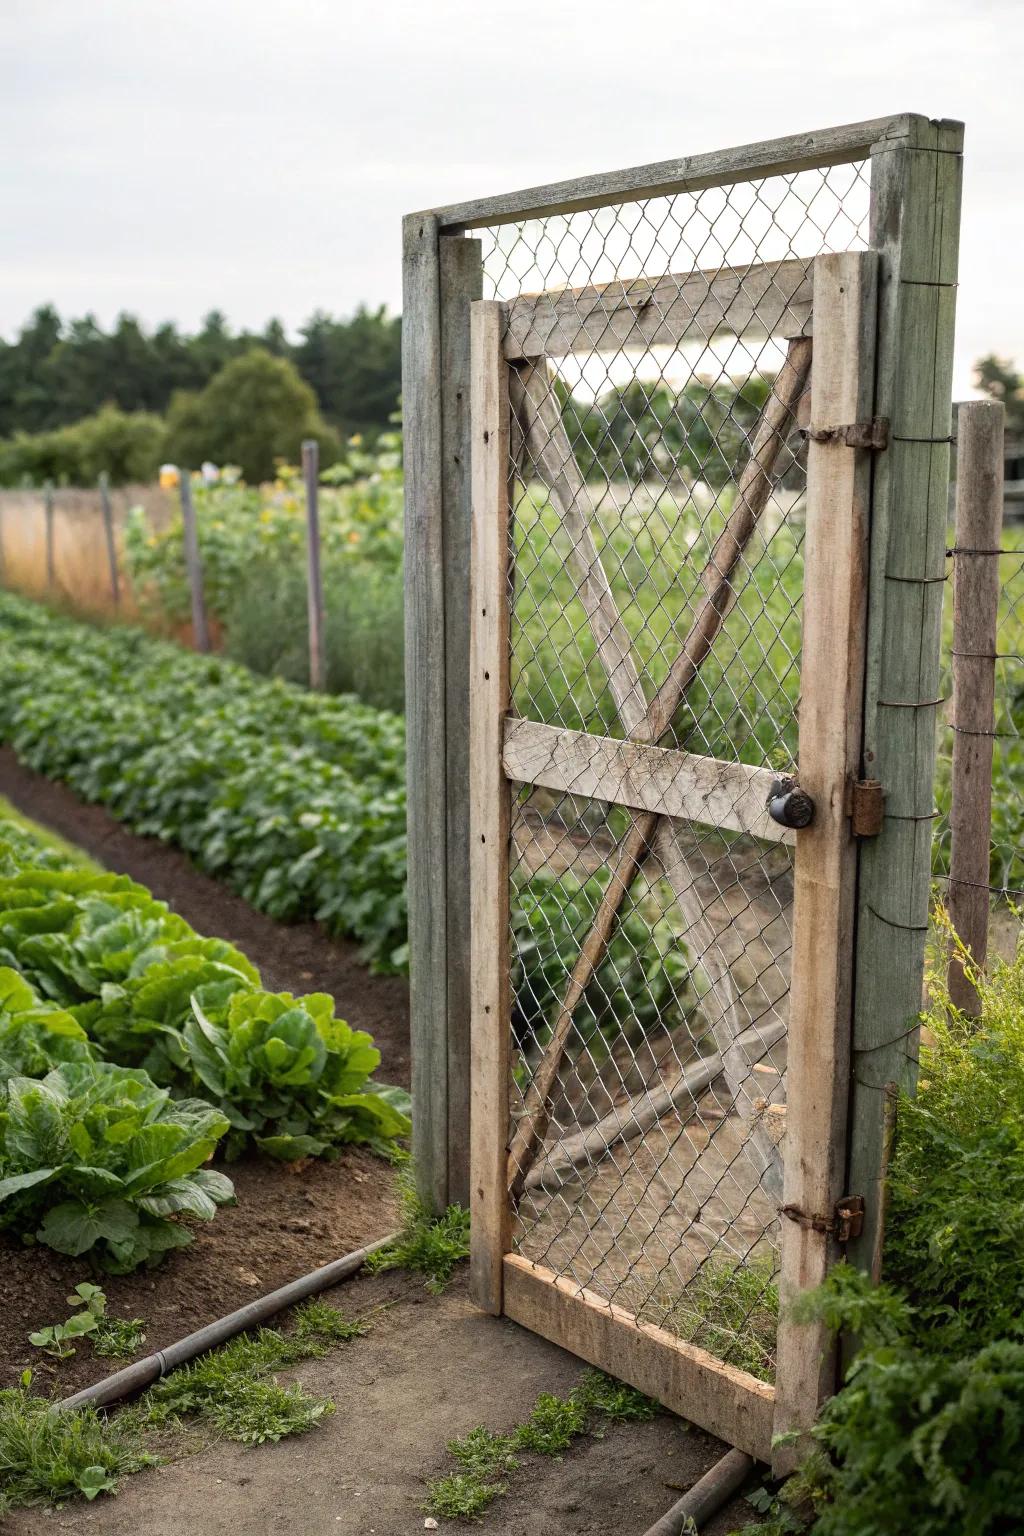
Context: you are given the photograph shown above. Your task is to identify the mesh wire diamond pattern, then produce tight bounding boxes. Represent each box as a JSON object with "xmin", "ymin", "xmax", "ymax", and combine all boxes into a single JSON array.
[{"xmin": 480, "ymin": 164, "xmax": 870, "ymax": 1382}]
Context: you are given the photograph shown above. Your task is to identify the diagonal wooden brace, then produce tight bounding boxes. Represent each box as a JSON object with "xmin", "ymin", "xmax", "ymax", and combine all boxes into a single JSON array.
[{"xmin": 506, "ymin": 336, "xmax": 813, "ymax": 1197}]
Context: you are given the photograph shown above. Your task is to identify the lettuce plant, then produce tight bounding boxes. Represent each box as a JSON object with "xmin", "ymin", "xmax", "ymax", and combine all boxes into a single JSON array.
[
  {"xmin": 0, "ymin": 967, "xmax": 94, "ymax": 1080},
  {"xmin": 0, "ymin": 1061, "xmax": 233, "ymax": 1271},
  {"xmin": 183, "ymin": 990, "xmax": 410, "ymax": 1159}
]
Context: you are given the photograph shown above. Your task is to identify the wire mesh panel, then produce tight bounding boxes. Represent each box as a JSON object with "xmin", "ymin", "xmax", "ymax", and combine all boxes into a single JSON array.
[{"xmin": 468, "ymin": 148, "xmax": 881, "ymax": 1460}]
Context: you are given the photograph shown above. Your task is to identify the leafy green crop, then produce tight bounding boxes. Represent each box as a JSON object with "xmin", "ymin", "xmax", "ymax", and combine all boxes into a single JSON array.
[
  {"xmin": 0, "ymin": 1061, "xmax": 234, "ymax": 1271},
  {"xmin": 0, "ymin": 818, "xmax": 410, "ymax": 1160},
  {"xmin": 0, "ymin": 592, "xmax": 408, "ymax": 971},
  {"xmin": 182, "ymin": 988, "xmax": 409, "ymax": 1159}
]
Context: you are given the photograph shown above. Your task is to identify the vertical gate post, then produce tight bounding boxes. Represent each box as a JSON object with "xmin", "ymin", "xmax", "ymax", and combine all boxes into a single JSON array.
[
  {"xmin": 302, "ymin": 438, "xmax": 326, "ymax": 690},
  {"xmin": 773, "ymin": 250, "xmax": 877, "ymax": 1467},
  {"xmin": 947, "ymin": 399, "xmax": 1004, "ymax": 1013},
  {"xmin": 847, "ymin": 118, "xmax": 963, "ymax": 1276},
  {"xmin": 403, "ymin": 211, "xmax": 449, "ymax": 1213},
  {"xmin": 468, "ymin": 300, "xmax": 511, "ymax": 1313},
  {"xmin": 440, "ymin": 234, "xmax": 483, "ymax": 1207}
]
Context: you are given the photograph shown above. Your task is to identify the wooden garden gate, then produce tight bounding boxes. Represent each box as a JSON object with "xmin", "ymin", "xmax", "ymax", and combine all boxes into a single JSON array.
[{"xmin": 403, "ymin": 116, "xmax": 961, "ymax": 1466}]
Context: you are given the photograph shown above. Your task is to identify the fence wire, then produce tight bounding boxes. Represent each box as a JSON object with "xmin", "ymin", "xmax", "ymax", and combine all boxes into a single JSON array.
[
  {"xmin": 481, "ymin": 163, "xmax": 869, "ymax": 1381},
  {"xmin": 934, "ymin": 511, "xmax": 1024, "ymax": 956}
]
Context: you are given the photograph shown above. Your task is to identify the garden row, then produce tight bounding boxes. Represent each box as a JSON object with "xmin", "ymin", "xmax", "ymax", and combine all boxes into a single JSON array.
[
  {"xmin": 0, "ymin": 807, "xmax": 409, "ymax": 1274},
  {"xmin": 0, "ymin": 590, "xmax": 409, "ymax": 969}
]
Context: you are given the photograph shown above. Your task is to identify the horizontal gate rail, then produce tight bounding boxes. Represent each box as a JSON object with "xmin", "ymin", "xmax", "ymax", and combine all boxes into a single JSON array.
[
  {"xmin": 502, "ymin": 257, "xmax": 813, "ymax": 360},
  {"xmin": 502, "ymin": 718, "xmax": 795, "ymax": 845},
  {"xmin": 504, "ymin": 1255, "xmax": 775, "ymax": 1461},
  {"xmin": 427, "ymin": 114, "xmax": 923, "ymax": 230}
]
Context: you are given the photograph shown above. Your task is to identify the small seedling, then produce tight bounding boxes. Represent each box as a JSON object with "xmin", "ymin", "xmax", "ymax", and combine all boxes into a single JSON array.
[
  {"xmin": 28, "ymin": 1310, "xmax": 100, "ymax": 1360},
  {"xmin": 29, "ymin": 1284, "xmax": 147, "ymax": 1363},
  {"xmin": 365, "ymin": 1174, "xmax": 470, "ymax": 1292}
]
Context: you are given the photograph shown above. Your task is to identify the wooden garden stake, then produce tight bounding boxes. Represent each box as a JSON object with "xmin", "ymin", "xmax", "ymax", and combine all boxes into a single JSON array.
[
  {"xmin": 303, "ymin": 439, "xmax": 326, "ymax": 691},
  {"xmin": 179, "ymin": 472, "xmax": 210, "ymax": 653},
  {"xmin": 44, "ymin": 482, "xmax": 55, "ymax": 591},
  {"xmin": 98, "ymin": 472, "xmax": 120, "ymax": 607},
  {"xmin": 947, "ymin": 400, "xmax": 1004, "ymax": 1014}
]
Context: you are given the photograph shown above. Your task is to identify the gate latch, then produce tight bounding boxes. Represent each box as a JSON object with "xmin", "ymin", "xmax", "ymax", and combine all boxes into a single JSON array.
[
  {"xmin": 780, "ymin": 1194, "xmax": 865, "ymax": 1244},
  {"xmin": 802, "ymin": 418, "xmax": 890, "ymax": 450},
  {"xmin": 766, "ymin": 776, "xmax": 815, "ymax": 830},
  {"xmin": 846, "ymin": 778, "xmax": 885, "ymax": 837}
]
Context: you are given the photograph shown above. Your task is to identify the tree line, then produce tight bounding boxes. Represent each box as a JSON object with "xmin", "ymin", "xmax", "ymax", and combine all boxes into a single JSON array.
[{"xmin": 0, "ymin": 304, "xmax": 402, "ymax": 442}]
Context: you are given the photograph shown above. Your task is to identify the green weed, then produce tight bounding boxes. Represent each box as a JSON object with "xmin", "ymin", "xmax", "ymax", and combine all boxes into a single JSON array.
[
  {"xmin": 366, "ymin": 1175, "xmax": 470, "ymax": 1292},
  {"xmin": 425, "ymin": 1371, "xmax": 660, "ymax": 1520},
  {"xmin": 0, "ymin": 1380, "xmax": 155, "ymax": 1510}
]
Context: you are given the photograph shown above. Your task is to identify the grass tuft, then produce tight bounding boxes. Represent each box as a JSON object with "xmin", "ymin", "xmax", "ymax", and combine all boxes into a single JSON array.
[
  {"xmin": 425, "ymin": 1370, "xmax": 660, "ymax": 1519},
  {"xmin": 0, "ymin": 1384, "xmax": 155, "ymax": 1510},
  {"xmin": 366, "ymin": 1173, "xmax": 470, "ymax": 1292}
]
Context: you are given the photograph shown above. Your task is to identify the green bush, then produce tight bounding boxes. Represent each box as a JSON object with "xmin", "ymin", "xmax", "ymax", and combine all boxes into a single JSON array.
[
  {"xmin": 166, "ymin": 350, "xmax": 339, "ymax": 484},
  {"xmin": 735, "ymin": 935, "xmax": 1024, "ymax": 1536},
  {"xmin": 0, "ymin": 406, "xmax": 167, "ymax": 488}
]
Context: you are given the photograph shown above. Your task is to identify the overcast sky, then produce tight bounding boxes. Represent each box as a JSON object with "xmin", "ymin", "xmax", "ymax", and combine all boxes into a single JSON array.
[{"xmin": 1, "ymin": 0, "xmax": 1019, "ymax": 396}]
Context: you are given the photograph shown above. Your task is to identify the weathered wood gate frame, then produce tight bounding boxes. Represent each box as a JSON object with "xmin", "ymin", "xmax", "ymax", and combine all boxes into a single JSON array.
[{"xmin": 404, "ymin": 117, "xmax": 963, "ymax": 1285}]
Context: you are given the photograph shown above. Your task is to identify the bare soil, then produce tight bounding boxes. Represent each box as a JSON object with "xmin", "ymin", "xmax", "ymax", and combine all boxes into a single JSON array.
[
  {"xmin": 6, "ymin": 1271, "xmax": 762, "ymax": 1536},
  {"xmin": 0, "ymin": 746, "xmax": 411, "ymax": 1089},
  {"xmin": 0, "ymin": 1146, "xmax": 400, "ymax": 1395}
]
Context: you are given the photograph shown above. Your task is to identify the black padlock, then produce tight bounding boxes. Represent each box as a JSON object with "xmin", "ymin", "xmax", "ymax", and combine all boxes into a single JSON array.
[{"xmin": 766, "ymin": 775, "xmax": 815, "ymax": 830}]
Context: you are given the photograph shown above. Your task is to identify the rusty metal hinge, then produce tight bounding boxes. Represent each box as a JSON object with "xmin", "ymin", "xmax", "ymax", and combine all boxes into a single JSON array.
[
  {"xmin": 780, "ymin": 1194, "xmax": 865, "ymax": 1244},
  {"xmin": 846, "ymin": 778, "xmax": 885, "ymax": 837},
  {"xmin": 803, "ymin": 418, "xmax": 890, "ymax": 450}
]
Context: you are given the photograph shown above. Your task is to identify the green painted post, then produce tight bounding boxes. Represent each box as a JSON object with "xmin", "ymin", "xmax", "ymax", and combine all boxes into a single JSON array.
[{"xmin": 846, "ymin": 117, "xmax": 964, "ymax": 1276}]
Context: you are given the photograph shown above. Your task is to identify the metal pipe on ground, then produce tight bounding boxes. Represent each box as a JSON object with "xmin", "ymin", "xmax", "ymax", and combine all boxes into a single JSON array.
[
  {"xmin": 641, "ymin": 1448, "xmax": 755, "ymax": 1536},
  {"xmin": 59, "ymin": 1232, "xmax": 398, "ymax": 1412}
]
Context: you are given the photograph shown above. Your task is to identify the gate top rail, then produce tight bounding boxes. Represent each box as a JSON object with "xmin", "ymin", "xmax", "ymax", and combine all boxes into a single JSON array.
[{"xmin": 422, "ymin": 113, "xmax": 960, "ymax": 232}]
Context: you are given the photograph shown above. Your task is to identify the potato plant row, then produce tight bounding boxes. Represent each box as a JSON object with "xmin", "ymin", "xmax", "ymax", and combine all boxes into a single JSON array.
[{"xmin": 0, "ymin": 594, "xmax": 408, "ymax": 971}]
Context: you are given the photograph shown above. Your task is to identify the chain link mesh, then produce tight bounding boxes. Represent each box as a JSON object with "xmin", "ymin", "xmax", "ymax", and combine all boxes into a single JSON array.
[{"xmin": 480, "ymin": 163, "xmax": 869, "ymax": 1381}]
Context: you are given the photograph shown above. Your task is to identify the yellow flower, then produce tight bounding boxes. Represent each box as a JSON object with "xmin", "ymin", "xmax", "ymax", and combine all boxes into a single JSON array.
[{"xmin": 260, "ymin": 510, "xmax": 273, "ymax": 524}]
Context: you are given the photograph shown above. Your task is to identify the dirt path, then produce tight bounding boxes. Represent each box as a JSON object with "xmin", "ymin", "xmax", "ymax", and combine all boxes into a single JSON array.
[
  {"xmin": 0, "ymin": 746, "xmax": 411, "ymax": 1089},
  {"xmin": 8, "ymin": 1271, "xmax": 762, "ymax": 1536}
]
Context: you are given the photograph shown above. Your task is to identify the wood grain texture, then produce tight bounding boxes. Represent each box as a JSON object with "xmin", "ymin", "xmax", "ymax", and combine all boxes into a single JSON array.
[
  {"xmin": 440, "ymin": 234, "xmax": 484, "ymax": 1206},
  {"xmin": 178, "ymin": 474, "xmax": 210, "ymax": 654},
  {"xmin": 302, "ymin": 439, "xmax": 325, "ymax": 690},
  {"xmin": 402, "ymin": 212, "xmax": 449, "ymax": 1213},
  {"xmin": 468, "ymin": 301, "xmax": 512, "ymax": 1314},
  {"xmin": 947, "ymin": 400, "xmax": 1004, "ymax": 1014},
  {"xmin": 503, "ymin": 1255, "xmax": 775, "ymax": 1460},
  {"xmin": 429, "ymin": 114, "xmax": 926, "ymax": 231},
  {"xmin": 772, "ymin": 252, "xmax": 877, "ymax": 1470},
  {"xmin": 509, "ymin": 365, "xmax": 647, "ymax": 734},
  {"xmin": 847, "ymin": 119, "xmax": 963, "ymax": 1276},
  {"xmin": 503, "ymin": 259, "xmax": 812, "ymax": 360},
  {"xmin": 502, "ymin": 717, "xmax": 794, "ymax": 845}
]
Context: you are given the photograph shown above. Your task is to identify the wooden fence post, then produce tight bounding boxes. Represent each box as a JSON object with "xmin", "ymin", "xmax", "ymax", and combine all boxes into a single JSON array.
[
  {"xmin": 98, "ymin": 472, "xmax": 120, "ymax": 608},
  {"xmin": 44, "ymin": 482, "xmax": 55, "ymax": 591},
  {"xmin": 846, "ymin": 117, "xmax": 963, "ymax": 1278},
  {"xmin": 179, "ymin": 472, "xmax": 210, "ymax": 653},
  {"xmin": 302, "ymin": 439, "xmax": 326, "ymax": 690},
  {"xmin": 947, "ymin": 399, "xmax": 1004, "ymax": 1014}
]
